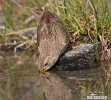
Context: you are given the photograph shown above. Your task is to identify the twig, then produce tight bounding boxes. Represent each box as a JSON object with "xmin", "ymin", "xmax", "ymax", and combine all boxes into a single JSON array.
[
  {"xmin": 10, "ymin": 0, "xmax": 22, "ymax": 8},
  {"xmin": 24, "ymin": 15, "xmax": 35, "ymax": 25},
  {"xmin": 0, "ymin": 26, "xmax": 5, "ymax": 30},
  {"xmin": 6, "ymin": 27, "xmax": 37, "ymax": 36}
]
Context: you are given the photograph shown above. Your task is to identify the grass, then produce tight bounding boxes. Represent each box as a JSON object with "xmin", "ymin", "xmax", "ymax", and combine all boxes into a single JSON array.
[
  {"xmin": 0, "ymin": 0, "xmax": 111, "ymax": 60},
  {"xmin": 0, "ymin": 1, "xmax": 111, "ymax": 99}
]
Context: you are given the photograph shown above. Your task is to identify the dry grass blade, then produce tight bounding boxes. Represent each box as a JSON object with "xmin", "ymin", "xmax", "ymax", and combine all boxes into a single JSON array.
[
  {"xmin": 99, "ymin": 35, "xmax": 111, "ymax": 61},
  {"xmin": 6, "ymin": 27, "xmax": 37, "ymax": 36}
]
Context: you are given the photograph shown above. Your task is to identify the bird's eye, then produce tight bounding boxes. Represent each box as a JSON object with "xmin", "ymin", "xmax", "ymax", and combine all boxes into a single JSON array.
[{"xmin": 44, "ymin": 63, "xmax": 48, "ymax": 66}]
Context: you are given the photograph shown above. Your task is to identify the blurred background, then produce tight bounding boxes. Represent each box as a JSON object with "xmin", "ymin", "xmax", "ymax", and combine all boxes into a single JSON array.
[{"xmin": 0, "ymin": 0, "xmax": 111, "ymax": 60}]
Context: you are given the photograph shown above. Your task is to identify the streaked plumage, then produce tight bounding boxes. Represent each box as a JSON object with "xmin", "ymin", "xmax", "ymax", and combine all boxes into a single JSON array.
[{"xmin": 35, "ymin": 9, "xmax": 69, "ymax": 71}]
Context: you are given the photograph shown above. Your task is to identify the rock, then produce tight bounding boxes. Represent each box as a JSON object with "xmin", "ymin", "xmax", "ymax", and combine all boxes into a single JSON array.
[{"xmin": 54, "ymin": 44, "xmax": 96, "ymax": 71}]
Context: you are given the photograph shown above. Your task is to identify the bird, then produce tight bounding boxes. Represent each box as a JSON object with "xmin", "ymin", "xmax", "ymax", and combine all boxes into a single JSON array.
[{"xmin": 33, "ymin": 8, "xmax": 69, "ymax": 72}]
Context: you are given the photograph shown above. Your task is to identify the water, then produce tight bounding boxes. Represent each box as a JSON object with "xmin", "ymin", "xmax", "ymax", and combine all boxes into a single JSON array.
[{"xmin": 0, "ymin": 51, "xmax": 111, "ymax": 100}]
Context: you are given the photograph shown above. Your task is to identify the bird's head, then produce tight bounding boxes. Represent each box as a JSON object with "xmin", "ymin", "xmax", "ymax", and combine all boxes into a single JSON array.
[{"xmin": 37, "ymin": 56, "xmax": 58, "ymax": 72}]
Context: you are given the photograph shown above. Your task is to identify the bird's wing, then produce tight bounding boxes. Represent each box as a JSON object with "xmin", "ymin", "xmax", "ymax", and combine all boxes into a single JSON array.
[{"xmin": 49, "ymin": 19, "xmax": 69, "ymax": 55}]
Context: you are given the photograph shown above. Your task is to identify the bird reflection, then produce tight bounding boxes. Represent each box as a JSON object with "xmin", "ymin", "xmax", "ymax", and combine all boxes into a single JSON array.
[{"xmin": 40, "ymin": 72, "xmax": 73, "ymax": 100}]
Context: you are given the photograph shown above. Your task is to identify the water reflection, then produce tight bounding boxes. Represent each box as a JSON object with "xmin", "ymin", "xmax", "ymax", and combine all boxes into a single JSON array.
[
  {"xmin": 0, "ymin": 71, "xmax": 74, "ymax": 100},
  {"xmin": 40, "ymin": 72, "xmax": 73, "ymax": 100},
  {"xmin": 0, "ymin": 52, "xmax": 111, "ymax": 100}
]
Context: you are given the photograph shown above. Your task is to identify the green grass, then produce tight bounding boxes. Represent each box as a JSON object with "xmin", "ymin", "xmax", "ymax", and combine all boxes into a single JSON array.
[{"xmin": 0, "ymin": 0, "xmax": 111, "ymax": 60}]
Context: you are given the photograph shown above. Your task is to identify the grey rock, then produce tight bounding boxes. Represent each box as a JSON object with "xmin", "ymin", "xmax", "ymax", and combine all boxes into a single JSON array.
[{"xmin": 54, "ymin": 44, "xmax": 96, "ymax": 71}]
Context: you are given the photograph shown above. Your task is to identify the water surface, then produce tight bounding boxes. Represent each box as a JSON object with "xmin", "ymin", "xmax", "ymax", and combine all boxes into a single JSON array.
[{"xmin": 0, "ymin": 52, "xmax": 111, "ymax": 100}]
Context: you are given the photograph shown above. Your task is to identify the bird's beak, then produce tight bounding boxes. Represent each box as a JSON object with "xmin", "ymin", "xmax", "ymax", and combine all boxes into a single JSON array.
[
  {"xmin": 41, "ymin": 66, "xmax": 51, "ymax": 73},
  {"xmin": 40, "ymin": 67, "xmax": 47, "ymax": 74}
]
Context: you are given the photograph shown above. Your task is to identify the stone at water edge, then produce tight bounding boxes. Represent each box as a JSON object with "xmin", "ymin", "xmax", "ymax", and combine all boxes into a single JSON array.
[{"xmin": 54, "ymin": 44, "xmax": 96, "ymax": 71}]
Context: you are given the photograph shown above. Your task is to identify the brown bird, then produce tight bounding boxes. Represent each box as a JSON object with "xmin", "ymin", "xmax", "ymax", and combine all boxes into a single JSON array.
[{"xmin": 33, "ymin": 8, "xmax": 69, "ymax": 72}]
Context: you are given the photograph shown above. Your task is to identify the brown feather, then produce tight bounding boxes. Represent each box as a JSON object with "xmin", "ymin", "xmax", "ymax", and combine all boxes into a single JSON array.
[{"xmin": 36, "ymin": 9, "xmax": 69, "ymax": 71}]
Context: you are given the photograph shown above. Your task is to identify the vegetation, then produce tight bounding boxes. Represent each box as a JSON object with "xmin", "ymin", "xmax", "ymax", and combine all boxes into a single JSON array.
[
  {"xmin": 0, "ymin": 0, "xmax": 111, "ymax": 61},
  {"xmin": 0, "ymin": 1, "xmax": 111, "ymax": 99}
]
